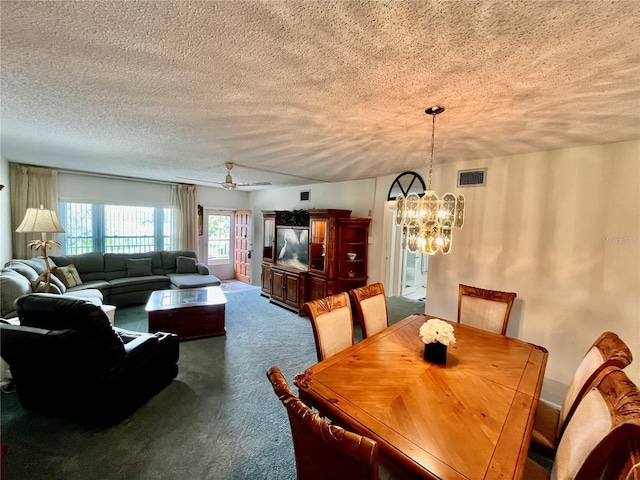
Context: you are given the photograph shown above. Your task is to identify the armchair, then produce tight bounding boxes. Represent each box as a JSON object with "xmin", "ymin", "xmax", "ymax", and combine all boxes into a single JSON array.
[{"xmin": 0, "ymin": 294, "xmax": 179, "ymax": 423}]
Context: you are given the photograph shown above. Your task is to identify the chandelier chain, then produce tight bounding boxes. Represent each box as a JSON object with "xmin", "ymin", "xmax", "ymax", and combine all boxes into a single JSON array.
[{"xmin": 427, "ymin": 113, "xmax": 436, "ymax": 191}]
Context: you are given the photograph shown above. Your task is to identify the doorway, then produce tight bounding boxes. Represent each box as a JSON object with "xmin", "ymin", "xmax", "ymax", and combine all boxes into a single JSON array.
[
  {"xmin": 401, "ymin": 251, "xmax": 427, "ymax": 300},
  {"xmin": 383, "ymin": 201, "xmax": 428, "ymax": 301},
  {"xmin": 199, "ymin": 209, "xmax": 252, "ymax": 283}
]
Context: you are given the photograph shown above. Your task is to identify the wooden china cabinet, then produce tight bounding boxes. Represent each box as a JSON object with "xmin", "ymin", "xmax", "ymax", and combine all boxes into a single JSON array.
[
  {"xmin": 260, "ymin": 210, "xmax": 308, "ymax": 313},
  {"xmin": 260, "ymin": 209, "xmax": 370, "ymax": 315}
]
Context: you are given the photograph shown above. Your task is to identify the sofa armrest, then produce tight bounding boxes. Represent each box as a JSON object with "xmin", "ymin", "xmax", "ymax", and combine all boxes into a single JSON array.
[{"xmin": 196, "ymin": 262, "xmax": 210, "ymax": 275}]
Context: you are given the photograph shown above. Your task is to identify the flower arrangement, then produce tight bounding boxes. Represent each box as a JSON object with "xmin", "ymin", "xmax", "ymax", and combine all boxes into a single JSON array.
[{"xmin": 419, "ymin": 318, "xmax": 456, "ymax": 346}]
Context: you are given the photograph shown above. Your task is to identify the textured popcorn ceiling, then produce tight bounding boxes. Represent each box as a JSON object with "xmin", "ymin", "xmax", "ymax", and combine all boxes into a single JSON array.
[{"xmin": 1, "ymin": 1, "xmax": 639, "ymax": 189}]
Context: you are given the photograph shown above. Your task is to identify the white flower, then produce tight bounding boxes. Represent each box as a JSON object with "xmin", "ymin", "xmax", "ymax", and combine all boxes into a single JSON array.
[{"xmin": 419, "ymin": 319, "xmax": 456, "ymax": 346}]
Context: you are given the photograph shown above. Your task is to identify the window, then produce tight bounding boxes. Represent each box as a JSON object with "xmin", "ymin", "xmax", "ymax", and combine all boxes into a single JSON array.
[
  {"xmin": 207, "ymin": 213, "xmax": 231, "ymax": 265},
  {"xmin": 59, "ymin": 203, "xmax": 172, "ymax": 254}
]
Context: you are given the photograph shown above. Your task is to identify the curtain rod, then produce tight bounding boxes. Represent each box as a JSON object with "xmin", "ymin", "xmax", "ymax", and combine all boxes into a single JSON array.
[
  {"xmin": 12, "ymin": 162, "xmax": 188, "ymax": 187},
  {"xmin": 60, "ymin": 168, "xmax": 185, "ymax": 186}
]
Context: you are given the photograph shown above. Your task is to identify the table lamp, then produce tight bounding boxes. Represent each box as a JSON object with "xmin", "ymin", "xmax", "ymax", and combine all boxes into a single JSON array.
[{"xmin": 15, "ymin": 205, "xmax": 66, "ymax": 292}]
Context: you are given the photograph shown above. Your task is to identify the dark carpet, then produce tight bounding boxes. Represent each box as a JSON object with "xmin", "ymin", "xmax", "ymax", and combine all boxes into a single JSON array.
[{"xmin": 0, "ymin": 290, "xmax": 425, "ymax": 480}]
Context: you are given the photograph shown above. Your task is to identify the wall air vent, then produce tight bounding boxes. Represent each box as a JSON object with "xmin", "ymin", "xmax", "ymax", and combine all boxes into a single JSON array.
[{"xmin": 457, "ymin": 168, "xmax": 487, "ymax": 187}]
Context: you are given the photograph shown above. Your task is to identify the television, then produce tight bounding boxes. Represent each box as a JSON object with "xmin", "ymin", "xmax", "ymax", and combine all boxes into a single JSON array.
[{"xmin": 276, "ymin": 227, "xmax": 309, "ymax": 271}]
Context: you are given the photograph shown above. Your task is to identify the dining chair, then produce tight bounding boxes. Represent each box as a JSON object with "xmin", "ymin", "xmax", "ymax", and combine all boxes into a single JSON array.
[
  {"xmin": 457, "ymin": 284, "xmax": 517, "ymax": 335},
  {"xmin": 304, "ymin": 292, "xmax": 354, "ymax": 362},
  {"xmin": 349, "ymin": 283, "xmax": 388, "ymax": 339},
  {"xmin": 530, "ymin": 331, "xmax": 633, "ymax": 458},
  {"xmin": 266, "ymin": 366, "xmax": 380, "ymax": 480},
  {"xmin": 524, "ymin": 367, "xmax": 640, "ymax": 480}
]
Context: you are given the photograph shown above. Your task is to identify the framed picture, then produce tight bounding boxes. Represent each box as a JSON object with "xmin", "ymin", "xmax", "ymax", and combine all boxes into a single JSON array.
[{"xmin": 276, "ymin": 227, "xmax": 309, "ymax": 271}]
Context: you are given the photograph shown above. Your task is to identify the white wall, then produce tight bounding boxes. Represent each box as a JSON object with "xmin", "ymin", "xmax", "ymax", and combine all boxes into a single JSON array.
[
  {"xmin": 0, "ymin": 156, "xmax": 11, "ymax": 265},
  {"xmin": 416, "ymin": 140, "xmax": 639, "ymax": 398},
  {"xmin": 249, "ymin": 179, "xmax": 376, "ymax": 283}
]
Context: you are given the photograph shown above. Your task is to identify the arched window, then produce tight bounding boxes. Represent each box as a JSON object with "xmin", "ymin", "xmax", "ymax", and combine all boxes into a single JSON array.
[{"xmin": 387, "ymin": 171, "xmax": 426, "ymax": 201}]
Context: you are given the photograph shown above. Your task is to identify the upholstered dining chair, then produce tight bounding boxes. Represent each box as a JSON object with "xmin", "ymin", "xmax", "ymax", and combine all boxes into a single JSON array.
[
  {"xmin": 349, "ymin": 283, "xmax": 388, "ymax": 339},
  {"xmin": 267, "ymin": 366, "xmax": 380, "ymax": 480},
  {"xmin": 530, "ymin": 331, "xmax": 633, "ymax": 458},
  {"xmin": 524, "ymin": 367, "xmax": 640, "ymax": 480},
  {"xmin": 304, "ymin": 292, "xmax": 354, "ymax": 362},
  {"xmin": 457, "ymin": 284, "xmax": 517, "ymax": 335}
]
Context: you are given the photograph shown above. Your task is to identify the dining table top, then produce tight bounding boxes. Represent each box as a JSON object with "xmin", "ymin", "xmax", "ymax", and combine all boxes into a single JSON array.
[{"xmin": 294, "ymin": 314, "xmax": 548, "ymax": 480}]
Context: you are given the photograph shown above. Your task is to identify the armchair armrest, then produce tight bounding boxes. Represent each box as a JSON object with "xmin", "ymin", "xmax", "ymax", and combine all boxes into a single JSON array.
[
  {"xmin": 123, "ymin": 334, "xmax": 158, "ymax": 355},
  {"xmin": 111, "ymin": 327, "xmax": 178, "ymax": 370},
  {"xmin": 113, "ymin": 327, "xmax": 159, "ymax": 355}
]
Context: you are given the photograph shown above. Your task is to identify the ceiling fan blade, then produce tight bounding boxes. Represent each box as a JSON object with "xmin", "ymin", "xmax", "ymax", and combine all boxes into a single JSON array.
[
  {"xmin": 236, "ymin": 181, "xmax": 272, "ymax": 187},
  {"xmin": 176, "ymin": 176, "xmax": 222, "ymax": 185}
]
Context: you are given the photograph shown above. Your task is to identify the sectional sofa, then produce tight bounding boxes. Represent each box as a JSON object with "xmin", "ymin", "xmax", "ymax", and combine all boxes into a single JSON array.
[{"xmin": 0, "ymin": 250, "xmax": 220, "ymax": 318}]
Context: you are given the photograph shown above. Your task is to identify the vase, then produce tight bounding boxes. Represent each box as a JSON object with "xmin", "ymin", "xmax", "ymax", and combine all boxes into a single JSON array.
[{"xmin": 424, "ymin": 342, "xmax": 447, "ymax": 365}]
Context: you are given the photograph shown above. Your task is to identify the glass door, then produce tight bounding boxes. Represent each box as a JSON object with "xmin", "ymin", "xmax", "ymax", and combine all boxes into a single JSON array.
[
  {"xmin": 202, "ymin": 209, "xmax": 234, "ymax": 280},
  {"xmin": 263, "ymin": 216, "xmax": 275, "ymax": 262},
  {"xmin": 309, "ymin": 218, "xmax": 327, "ymax": 273}
]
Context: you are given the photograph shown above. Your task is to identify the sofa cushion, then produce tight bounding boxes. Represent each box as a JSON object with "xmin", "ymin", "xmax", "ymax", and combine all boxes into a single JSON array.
[
  {"xmin": 61, "ymin": 289, "xmax": 104, "ymax": 306},
  {"xmin": 126, "ymin": 258, "xmax": 152, "ymax": 277},
  {"xmin": 108, "ymin": 275, "xmax": 170, "ymax": 295},
  {"xmin": 167, "ymin": 273, "xmax": 221, "ymax": 289},
  {"xmin": 176, "ymin": 256, "xmax": 198, "ymax": 273},
  {"xmin": 5, "ymin": 259, "xmax": 67, "ymax": 293},
  {"xmin": 104, "ymin": 252, "xmax": 163, "ymax": 280},
  {"xmin": 52, "ymin": 264, "xmax": 83, "ymax": 288},
  {"xmin": 161, "ymin": 250, "xmax": 197, "ymax": 273},
  {"xmin": 50, "ymin": 252, "xmax": 106, "ymax": 282},
  {"xmin": 0, "ymin": 268, "xmax": 32, "ymax": 318},
  {"xmin": 66, "ymin": 280, "xmax": 110, "ymax": 296}
]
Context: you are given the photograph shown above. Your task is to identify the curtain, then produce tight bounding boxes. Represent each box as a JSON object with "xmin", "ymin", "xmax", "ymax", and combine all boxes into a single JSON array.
[
  {"xmin": 10, "ymin": 163, "xmax": 60, "ymax": 259},
  {"xmin": 171, "ymin": 184, "xmax": 198, "ymax": 252}
]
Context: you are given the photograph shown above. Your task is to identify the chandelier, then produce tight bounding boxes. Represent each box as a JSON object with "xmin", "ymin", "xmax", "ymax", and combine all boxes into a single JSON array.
[{"xmin": 395, "ymin": 106, "xmax": 464, "ymax": 255}]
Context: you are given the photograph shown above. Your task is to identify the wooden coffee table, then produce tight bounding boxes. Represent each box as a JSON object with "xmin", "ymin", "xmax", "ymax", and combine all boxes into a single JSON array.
[{"xmin": 145, "ymin": 286, "xmax": 227, "ymax": 340}]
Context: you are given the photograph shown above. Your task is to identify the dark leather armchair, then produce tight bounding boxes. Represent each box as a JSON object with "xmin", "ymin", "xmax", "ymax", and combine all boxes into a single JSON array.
[{"xmin": 0, "ymin": 294, "xmax": 179, "ymax": 423}]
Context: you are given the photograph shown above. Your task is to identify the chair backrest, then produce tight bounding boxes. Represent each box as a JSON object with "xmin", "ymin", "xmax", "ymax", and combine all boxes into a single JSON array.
[
  {"xmin": 552, "ymin": 367, "xmax": 640, "ymax": 480},
  {"xmin": 304, "ymin": 292, "xmax": 354, "ymax": 362},
  {"xmin": 349, "ymin": 283, "xmax": 388, "ymax": 339},
  {"xmin": 558, "ymin": 331, "xmax": 633, "ymax": 437},
  {"xmin": 15, "ymin": 293, "xmax": 125, "ymax": 366},
  {"xmin": 266, "ymin": 366, "xmax": 379, "ymax": 480},
  {"xmin": 457, "ymin": 284, "xmax": 517, "ymax": 335}
]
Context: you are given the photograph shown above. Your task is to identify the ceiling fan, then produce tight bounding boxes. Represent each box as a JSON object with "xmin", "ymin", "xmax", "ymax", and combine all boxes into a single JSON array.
[{"xmin": 178, "ymin": 162, "xmax": 272, "ymax": 190}]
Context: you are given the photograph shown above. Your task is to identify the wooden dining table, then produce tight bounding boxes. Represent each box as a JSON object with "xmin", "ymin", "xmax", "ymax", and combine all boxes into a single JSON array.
[{"xmin": 294, "ymin": 314, "xmax": 548, "ymax": 480}]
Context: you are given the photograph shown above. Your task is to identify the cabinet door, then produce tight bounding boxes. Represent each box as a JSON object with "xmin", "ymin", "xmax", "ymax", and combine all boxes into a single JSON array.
[
  {"xmin": 284, "ymin": 273, "xmax": 300, "ymax": 307},
  {"xmin": 271, "ymin": 268, "xmax": 285, "ymax": 302},
  {"xmin": 261, "ymin": 264, "xmax": 272, "ymax": 295},
  {"xmin": 307, "ymin": 274, "xmax": 327, "ymax": 302}
]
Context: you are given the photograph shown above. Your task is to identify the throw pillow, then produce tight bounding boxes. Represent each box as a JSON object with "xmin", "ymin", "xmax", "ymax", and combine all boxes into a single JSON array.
[
  {"xmin": 126, "ymin": 258, "xmax": 152, "ymax": 277},
  {"xmin": 52, "ymin": 265, "xmax": 78, "ymax": 288},
  {"xmin": 67, "ymin": 264, "xmax": 83, "ymax": 286},
  {"xmin": 176, "ymin": 255, "xmax": 198, "ymax": 274}
]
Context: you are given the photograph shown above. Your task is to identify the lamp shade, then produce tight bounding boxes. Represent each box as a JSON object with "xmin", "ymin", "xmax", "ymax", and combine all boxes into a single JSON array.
[{"xmin": 15, "ymin": 205, "xmax": 65, "ymax": 233}]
